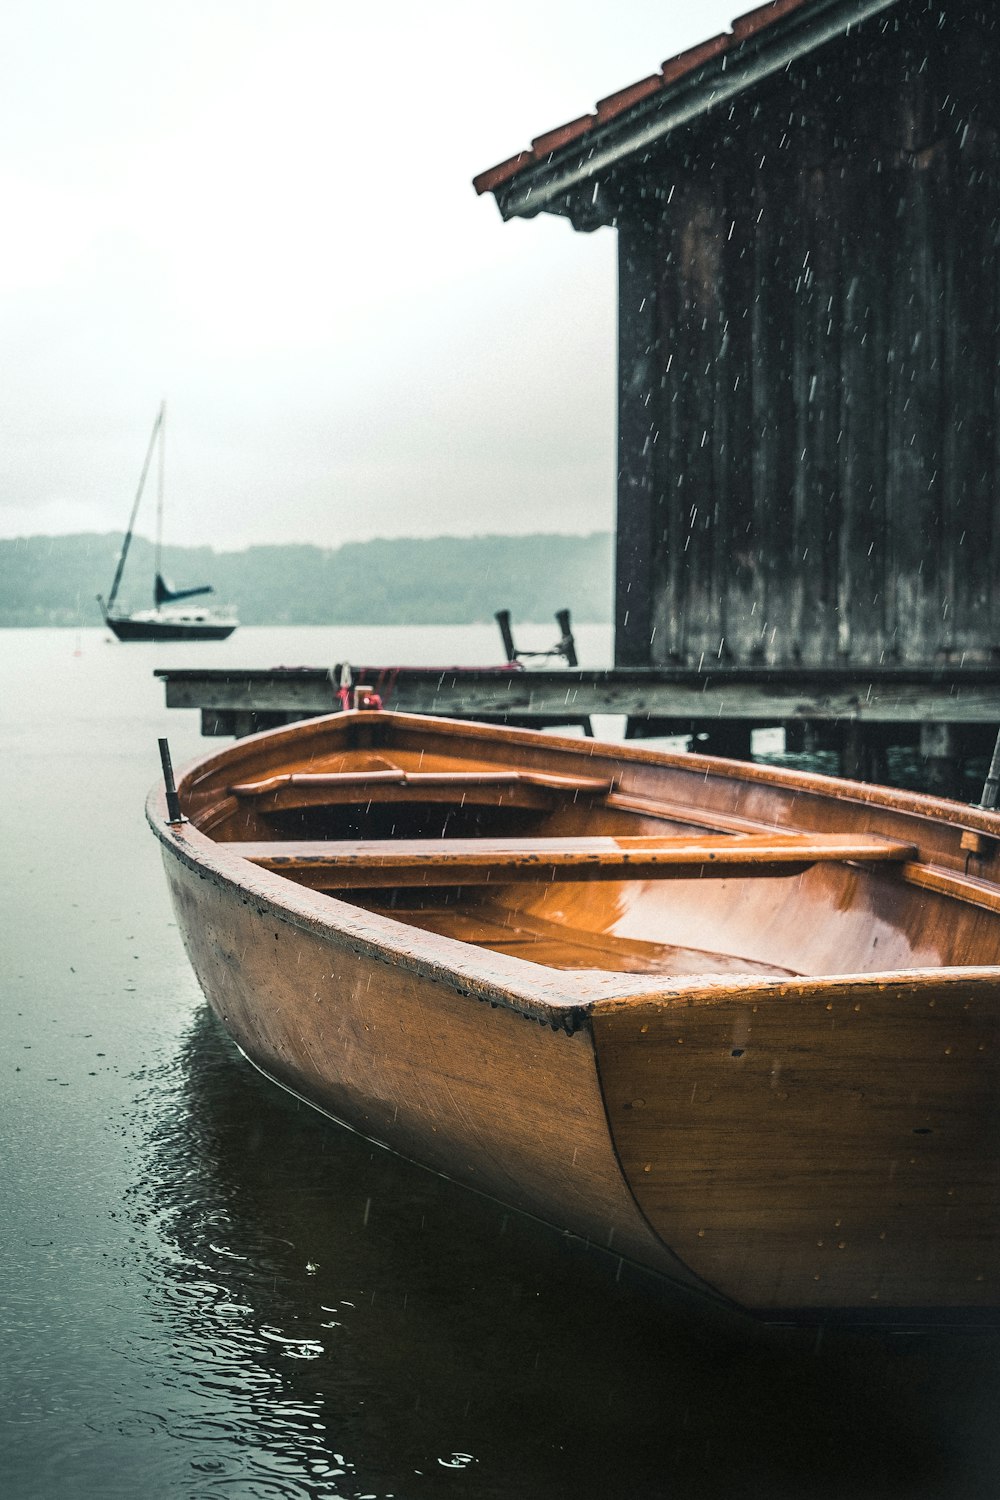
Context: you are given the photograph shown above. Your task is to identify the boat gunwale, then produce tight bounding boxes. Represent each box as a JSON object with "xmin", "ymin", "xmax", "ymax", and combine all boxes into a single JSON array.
[
  {"xmin": 148, "ymin": 711, "xmax": 1000, "ymax": 1032},
  {"xmin": 173, "ymin": 707, "xmax": 1000, "ymax": 840}
]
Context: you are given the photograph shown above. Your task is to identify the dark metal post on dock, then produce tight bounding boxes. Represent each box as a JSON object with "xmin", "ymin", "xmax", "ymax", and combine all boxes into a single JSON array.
[
  {"xmin": 554, "ymin": 610, "xmax": 578, "ymax": 669},
  {"xmin": 158, "ymin": 737, "xmax": 185, "ymax": 824},
  {"xmin": 495, "ymin": 610, "xmax": 516, "ymax": 665},
  {"xmin": 495, "ymin": 608, "xmax": 578, "ymax": 669}
]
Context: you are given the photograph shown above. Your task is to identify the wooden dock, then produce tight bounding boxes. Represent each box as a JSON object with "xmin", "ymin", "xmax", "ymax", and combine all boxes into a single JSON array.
[{"xmin": 156, "ymin": 662, "xmax": 1000, "ymax": 791}]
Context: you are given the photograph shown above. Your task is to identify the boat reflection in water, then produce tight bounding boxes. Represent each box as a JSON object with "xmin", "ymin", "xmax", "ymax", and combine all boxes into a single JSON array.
[{"xmin": 125, "ymin": 1004, "xmax": 985, "ymax": 1500}]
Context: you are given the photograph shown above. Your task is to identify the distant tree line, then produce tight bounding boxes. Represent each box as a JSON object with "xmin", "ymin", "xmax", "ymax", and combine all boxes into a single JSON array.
[{"xmin": 0, "ymin": 532, "xmax": 613, "ymax": 627}]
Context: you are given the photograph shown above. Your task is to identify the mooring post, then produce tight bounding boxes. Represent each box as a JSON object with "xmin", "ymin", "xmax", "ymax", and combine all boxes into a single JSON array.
[
  {"xmin": 495, "ymin": 610, "xmax": 517, "ymax": 664},
  {"xmin": 696, "ymin": 723, "xmax": 753, "ymax": 761},
  {"xmin": 554, "ymin": 610, "xmax": 578, "ymax": 669},
  {"xmin": 158, "ymin": 737, "xmax": 186, "ymax": 824},
  {"xmin": 495, "ymin": 607, "xmax": 578, "ymax": 668},
  {"xmin": 838, "ymin": 723, "xmax": 889, "ymax": 784}
]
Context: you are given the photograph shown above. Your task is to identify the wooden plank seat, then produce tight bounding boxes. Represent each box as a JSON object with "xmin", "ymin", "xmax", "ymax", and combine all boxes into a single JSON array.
[
  {"xmin": 227, "ymin": 767, "xmax": 617, "ymax": 812},
  {"xmin": 222, "ymin": 832, "xmax": 918, "ymax": 888}
]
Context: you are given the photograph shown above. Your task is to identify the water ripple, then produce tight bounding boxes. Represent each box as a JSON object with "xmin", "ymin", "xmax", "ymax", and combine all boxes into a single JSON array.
[{"xmin": 101, "ymin": 1005, "xmax": 982, "ymax": 1500}]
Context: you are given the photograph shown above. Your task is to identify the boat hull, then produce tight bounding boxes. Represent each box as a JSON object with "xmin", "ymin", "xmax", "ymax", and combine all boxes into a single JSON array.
[
  {"xmin": 160, "ymin": 839, "xmax": 703, "ymax": 1293},
  {"xmin": 592, "ymin": 973, "xmax": 1000, "ymax": 1316},
  {"xmin": 149, "ymin": 710, "xmax": 1000, "ymax": 1320},
  {"xmin": 107, "ymin": 616, "xmax": 236, "ymax": 641}
]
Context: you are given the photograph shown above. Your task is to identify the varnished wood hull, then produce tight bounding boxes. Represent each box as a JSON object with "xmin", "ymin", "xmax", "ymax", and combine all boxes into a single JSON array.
[{"xmin": 148, "ymin": 711, "xmax": 1000, "ymax": 1320}]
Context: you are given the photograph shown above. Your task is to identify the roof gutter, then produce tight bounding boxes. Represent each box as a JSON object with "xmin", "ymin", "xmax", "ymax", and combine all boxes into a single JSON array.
[{"xmin": 491, "ymin": 0, "xmax": 901, "ymax": 221}]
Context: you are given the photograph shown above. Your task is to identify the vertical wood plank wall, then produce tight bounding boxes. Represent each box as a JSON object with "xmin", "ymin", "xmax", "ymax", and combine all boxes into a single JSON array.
[{"xmin": 614, "ymin": 4, "xmax": 999, "ymax": 672}]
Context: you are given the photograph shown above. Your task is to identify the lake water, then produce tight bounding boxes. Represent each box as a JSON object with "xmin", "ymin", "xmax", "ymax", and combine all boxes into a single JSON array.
[{"xmin": 3, "ymin": 624, "xmax": 1000, "ymax": 1500}]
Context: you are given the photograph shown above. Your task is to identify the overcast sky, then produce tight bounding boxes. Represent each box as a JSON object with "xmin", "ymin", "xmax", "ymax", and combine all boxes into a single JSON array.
[{"xmin": 2, "ymin": 0, "xmax": 740, "ymax": 549}]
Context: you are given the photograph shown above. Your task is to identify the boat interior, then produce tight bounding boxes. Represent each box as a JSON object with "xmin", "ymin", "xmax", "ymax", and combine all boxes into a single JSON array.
[{"xmin": 180, "ymin": 716, "xmax": 1000, "ymax": 984}]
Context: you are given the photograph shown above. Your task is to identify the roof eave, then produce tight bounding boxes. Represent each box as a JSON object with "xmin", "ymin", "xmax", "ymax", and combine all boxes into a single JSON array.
[{"xmin": 488, "ymin": 0, "xmax": 901, "ymax": 225}]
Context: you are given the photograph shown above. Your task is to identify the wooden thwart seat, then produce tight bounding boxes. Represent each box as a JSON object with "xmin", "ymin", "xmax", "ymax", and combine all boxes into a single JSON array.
[{"xmin": 223, "ymin": 832, "xmax": 917, "ymax": 888}]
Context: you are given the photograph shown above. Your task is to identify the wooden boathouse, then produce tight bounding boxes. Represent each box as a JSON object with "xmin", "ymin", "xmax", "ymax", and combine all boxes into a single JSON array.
[
  {"xmin": 157, "ymin": 0, "xmax": 1000, "ymax": 793},
  {"xmin": 473, "ymin": 0, "xmax": 1000, "ymax": 787}
]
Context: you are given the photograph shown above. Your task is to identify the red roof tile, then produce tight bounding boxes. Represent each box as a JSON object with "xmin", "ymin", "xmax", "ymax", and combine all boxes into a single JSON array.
[
  {"xmin": 472, "ymin": 151, "xmax": 535, "ymax": 197},
  {"xmin": 731, "ymin": 0, "xmax": 810, "ymax": 42},
  {"xmin": 660, "ymin": 34, "xmax": 730, "ymax": 85},
  {"xmin": 473, "ymin": 0, "xmax": 819, "ymax": 197},
  {"xmin": 531, "ymin": 114, "xmax": 594, "ymax": 157},
  {"xmin": 595, "ymin": 74, "xmax": 663, "ymax": 120}
]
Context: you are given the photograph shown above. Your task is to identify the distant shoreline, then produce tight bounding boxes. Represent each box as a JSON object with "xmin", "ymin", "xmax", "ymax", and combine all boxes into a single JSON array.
[{"xmin": 0, "ymin": 531, "xmax": 614, "ymax": 630}]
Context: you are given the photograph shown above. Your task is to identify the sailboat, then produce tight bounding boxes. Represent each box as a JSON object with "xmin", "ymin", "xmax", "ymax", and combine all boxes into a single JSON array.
[{"xmin": 98, "ymin": 402, "xmax": 238, "ymax": 642}]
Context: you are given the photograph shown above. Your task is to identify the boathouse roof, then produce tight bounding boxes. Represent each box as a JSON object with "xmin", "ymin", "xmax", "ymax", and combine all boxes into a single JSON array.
[{"xmin": 473, "ymin": 0, "xmax": 902, "ymax": 226}]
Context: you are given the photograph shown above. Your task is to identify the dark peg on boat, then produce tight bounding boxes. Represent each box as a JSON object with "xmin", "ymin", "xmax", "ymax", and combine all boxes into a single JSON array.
[
  {"xmin": 981, "ymin": 727, "xmax": 1000, "ymax": 810},
  {"xmin": 158, "ymin": 737, "xmax": 186, "ymax": 824}
]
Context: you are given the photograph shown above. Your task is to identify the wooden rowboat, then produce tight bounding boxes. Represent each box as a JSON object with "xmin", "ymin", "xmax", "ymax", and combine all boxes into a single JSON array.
[{"xmin": 148, "ymin": 709, "xmax": 1000, "ymax": 1322}]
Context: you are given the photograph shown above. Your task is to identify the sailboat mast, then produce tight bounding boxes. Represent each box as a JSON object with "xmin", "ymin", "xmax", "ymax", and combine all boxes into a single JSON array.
[
  {"xmin": 106, "ymin": 402, "xmax": 165, "ymax": 614},
  {"xmin": 155, "ymin": 400, "xmax": 166, "ymax": 582}
]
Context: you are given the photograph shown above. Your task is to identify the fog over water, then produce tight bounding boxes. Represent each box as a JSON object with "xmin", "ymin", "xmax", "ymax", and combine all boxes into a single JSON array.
[
  {"xmin": 3, "ymin": 625, "xmax": 1000, "ymax": 1499},
  {"xmin": 0, "ymin": 1, "xmax": 739, "ymax": 550}
]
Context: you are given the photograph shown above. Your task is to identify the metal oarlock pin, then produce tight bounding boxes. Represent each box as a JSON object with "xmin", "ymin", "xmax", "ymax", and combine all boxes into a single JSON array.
[{"xmin": 158, "ymin": 737, "xmax": 186, "ymax": 824}]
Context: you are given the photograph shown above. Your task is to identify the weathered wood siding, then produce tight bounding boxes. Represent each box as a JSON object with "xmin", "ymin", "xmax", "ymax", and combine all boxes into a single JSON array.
[{"xmin": 615, "ymin": 2, "xmax": 1000, "ymax": 669}]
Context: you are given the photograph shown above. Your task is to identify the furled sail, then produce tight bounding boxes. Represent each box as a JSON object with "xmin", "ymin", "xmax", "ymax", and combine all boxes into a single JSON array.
[{"xmin": 155, "ymin": 574, "xmax": 214, "ymax": 606}]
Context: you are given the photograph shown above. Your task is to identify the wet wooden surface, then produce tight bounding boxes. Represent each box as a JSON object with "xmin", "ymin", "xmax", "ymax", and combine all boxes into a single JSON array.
[
  {"xmin": 592, "ymin": 973, "xmax": 1000, "ymax": 1312},
  {"xmin": 162, "ymin": 847, "xmax": 699, "ymax": 1288},
  {"xmin": 158, "ymin": 662, "xmax": 1000, "ymax": 727},
  {"xmin": 229, "ymin": 831, "xmax": 916, "ymax": 886},
  {"xmin": 149, "ymin": 710, "xmax": 1000, "ymax": 1316}
]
